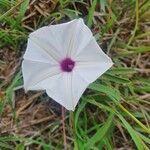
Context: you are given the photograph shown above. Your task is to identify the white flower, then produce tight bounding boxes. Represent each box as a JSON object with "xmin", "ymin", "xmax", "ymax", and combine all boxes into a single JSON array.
[{"xmin": 22, "ymin": 18, "xmax": 113, "ymax": 111}]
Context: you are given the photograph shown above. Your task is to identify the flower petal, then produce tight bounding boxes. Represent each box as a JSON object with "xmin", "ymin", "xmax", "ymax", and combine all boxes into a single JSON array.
[
  {"xmin": 75, "ymin": 37, "xmax": 113, "ymax": 63},
  {"xmin": 49, "ymin": 19, "xmax": 78, "ymax": 57},
  {"xmin": 75, "ymin": 62, "xmax": 113, "ymax": 83},
  {"xmin": 46, "ymin": 73, "xmax": 74, "ymax": 110},
  {"xmin": 23, "ymin": 37, "xmax": 57, "ymax": 64},
  {"xmin": 22, "ymin": 59, "xmax": 61, "ymax": 91},
  {"xmin": 62, "ymin": 18, "xmax": 92, "ymax": 57},
  {"xmin": 28, "ymin": 19, "xmax": 81, "ymax": 60},
  {"xmin": 25, "ymin": 19, "xmax": 93, "ymax": 62},
  {"xmin": 29, "ymin": 29, "xmax": 62, "ymax": 62},
  {"xmin": 47, "ymin": 19, "xmax": 87, "ymax": 57},
  {"xmin": 74, "ymin": 37, "xmax": 113, "ymax": 83},
  {"xmin": 47, "ymin": 19, "xmax": 93, "ymax": 58},
  {"xmin": 46, "ymin": 70, "xmax": 89, "ymax": 111},
  {"xmin": 71, "ymin": 70, "xmax": 90, "ymax": 106}
]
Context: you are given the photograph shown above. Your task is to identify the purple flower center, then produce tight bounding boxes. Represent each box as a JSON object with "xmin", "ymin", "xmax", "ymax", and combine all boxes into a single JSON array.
[{"xmin": 60, "ymin": 58, "xmax": 75, "ymax": 72}]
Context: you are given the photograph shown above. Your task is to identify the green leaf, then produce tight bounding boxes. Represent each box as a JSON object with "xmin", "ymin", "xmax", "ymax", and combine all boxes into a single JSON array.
[
  {"xmin": 0, "ymin": 136, "xmax": 19, "ymax": 142},
  {"xmin": 108, "ymin": 68, "xmax": 136, "ymax": 75},
  {"xmin": 103, "ymin": 137, "xmax": 113, "ymax": 150},
  {"xmin": 134, "ymin": 86, "xmax": 150, "ymax": 93},
  {"xmin": 0, "ymin": 71, "xmax": 23, "ymax": 118},
  {"xmin": 75, "ymin": 99, "xmax": 87, "ymax": 141},
  {"xmin": 85, "ymin": 113, "xmax": 114, "ymax": 149},
  {"xmin": 103, "ymin": 73, "xmax": 131, "ymax": 84},
  {"xmin": 119, "ymin": 43, "xmax": 150, "ymax": 53},
  {"xmin": 101, "ymin": 11, "xmax": 117, "ymax": 34},
  {"xmin": 0, "ymin": 1, "xmax": 23, "ymax": 21},
  {"xmin": 15, "ymin": 144, "xmax": 25, "ymax": 150},
  {"xmin": 62, "ymin": 8, "xmax": 81, "ymax": 19},
  {"xmin": 137, "ymin": 132, "xmax": 150, "ymax": 145},
  {"xmin": 87, "ymin": 0, "xmax": 97, "ymax": 27},
  {"xmin": 107, "ymin": 28, "xmax": 120, "ymax": 53},
  {"xmin": 127, "ymin": 45, "xmax": 150, "ymax": 53},
  {"xmin": 118, "ymin": 115, "xmax": 145, "ymax": 150},
  {"xmin": 6, "ymin": 71, "xmax": 23, "ymax": 102},
  {"xmin": 16, "ymin": 0, "xmax": 29, "ymax": 24},
  {"xmin": 0, "ymin": 142, "xmax": 14, "ymax": 150},
  {"xmin": 86, "ymin": 97, "xmax": 115, "ymax": 113},
  {"xmin": 88, "ymin": 83, "xmax": 122, "ymax": 101},
  {"xmin": 99, "ymin": 0, "xmax": 108, "ymax": 12}
]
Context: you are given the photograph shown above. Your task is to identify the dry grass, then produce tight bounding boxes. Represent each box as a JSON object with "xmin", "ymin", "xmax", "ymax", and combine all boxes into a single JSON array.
[{"xmin": 0, "ymin": 0, "xmax": 150, "ymax": 149}]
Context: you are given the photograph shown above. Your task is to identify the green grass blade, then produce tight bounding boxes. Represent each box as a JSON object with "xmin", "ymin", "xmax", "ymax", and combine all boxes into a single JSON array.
[
  {"xmin": 16, "ymin": 0, "xmax": 29, "ymax": 24},
  {"xmin": 99, "ymin": 0, "xmax": 108, "ymax": 12},
  {"xmin": 0, "ymin": 142, "xmax": 14, "ymax": 150},
  {"xmin": 89, "ymin": 83, "xmax": 122, "ymax": 101},
  {"xmin": 118, "ymin": 115, "xmax": 145, "ymax": 150},
  {"xmin": 103, "ymin": 73, "xmax": 131, "ymax": 84},
  {"xmin": 108, "ymin": 68, "xmax": 136, "ymax": 75},
  {"xmin": 75, "ymin": 99, "xmax": 87, "ymax": 141},
  {"xmin": 85, "ymin": 113, "xmax": 114, "ymax": 149},
  {"xmin": 117, "ymin": 103, "xmax": 150, "ymax": 135},
  {"xmin": 87, "ymin": 0, "xmax": 97, "ymax": 27},
  {"xmin": 0, "ymin": 1, "xmax": 23, "ymax": 21},
  {"xmin": 15, "ymin": 144, "xmax": 25, "ymax": 150}
]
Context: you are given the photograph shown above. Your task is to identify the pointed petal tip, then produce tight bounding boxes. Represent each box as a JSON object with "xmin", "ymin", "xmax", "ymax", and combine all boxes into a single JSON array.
[
  {"xmin": 78, "ymin": 18, "xmax": 83, "ymax": 22},
  {"xmin": 46, "ymin": 89, "xmax": 77, "ymax": 111},
  {"xmin": 67, "ymin": 105, "xmax": 76, "ymax": 111},
  {"xmin": 72, "ymin": 18, "xmax": 84, "ymax": 25},
  {"xmin": 23, "ymin": 81, "xmax": 32, "ymax": 92},
  {"xmin": 109, "ymin": 60, "xmax": 114, "ymax": 66},
  {"xmin": 104, "ymin": 59, "xmax": 114, "ymax": 72},
  {"xmin": 64, "ymin": 105, "xmax": 76, "ymax": 111},
  {"xmin": 23, "ymin": 86, "xmax": 28, "ymax": 93},
  {"xmin": 110, "ymin": 61, "xmax": 114, "ymax": 68},
  {"xmin": 106, "ymin": 57, "xmax": 114, "ymax": 67}
]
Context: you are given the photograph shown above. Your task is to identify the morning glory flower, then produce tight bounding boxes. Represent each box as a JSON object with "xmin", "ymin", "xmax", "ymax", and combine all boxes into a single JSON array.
[{"xmin": 22, "ymin": 18, "xmax": 113, "ymax": 111}]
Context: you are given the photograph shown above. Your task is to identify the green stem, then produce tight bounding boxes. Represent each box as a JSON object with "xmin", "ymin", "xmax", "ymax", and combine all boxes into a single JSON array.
[
  {"xmin": 117, "ymin": 103, "xmax": 150, "ymax": 134},
  {"xmin": 127, "ymin": 0, "xmax": 139, "ymax": 46}
]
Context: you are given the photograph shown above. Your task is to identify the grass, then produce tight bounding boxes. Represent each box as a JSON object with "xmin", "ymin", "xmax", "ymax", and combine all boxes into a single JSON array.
[{"xmin": 0, "ymin": 0, "xmax": 150, "ymax": 149}]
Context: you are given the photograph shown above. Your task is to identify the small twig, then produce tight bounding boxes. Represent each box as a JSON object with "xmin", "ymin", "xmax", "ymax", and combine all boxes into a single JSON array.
[{"xmin": 62, "ymin": 106, "xmax": 67, "ymax": 150}]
